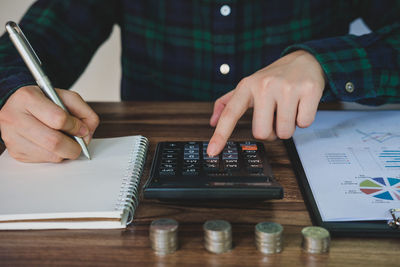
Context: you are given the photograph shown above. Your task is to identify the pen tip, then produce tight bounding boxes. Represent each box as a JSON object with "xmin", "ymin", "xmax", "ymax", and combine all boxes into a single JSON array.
[
  {"xmin": 84, "ymin": 151, "xmax": 91, "ymax": 160},
  {"xmin": 82, "ymin": 147, "xmax": 91, "ymax": 160}
]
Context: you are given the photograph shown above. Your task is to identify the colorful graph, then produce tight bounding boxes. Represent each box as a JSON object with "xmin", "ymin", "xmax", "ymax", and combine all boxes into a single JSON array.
[
  {"xmin": 359, "ymin": 177, "xmax": 400, "ymax": 200},
  {"xmin": 378, "ymin": 150, "xmax": 400, "ymax": 169}
]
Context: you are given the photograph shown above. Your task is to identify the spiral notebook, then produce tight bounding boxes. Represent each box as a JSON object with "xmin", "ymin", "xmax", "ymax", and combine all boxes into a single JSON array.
[{"xmin": 0, "ymin": 135, "xmax": 148, "ymax": 230}]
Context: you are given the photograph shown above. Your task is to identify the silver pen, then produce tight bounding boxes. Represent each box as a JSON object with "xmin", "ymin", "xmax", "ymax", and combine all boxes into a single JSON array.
[{"xmin": 5, "ymin": 21, "xmax": 91, "ymax": 159}]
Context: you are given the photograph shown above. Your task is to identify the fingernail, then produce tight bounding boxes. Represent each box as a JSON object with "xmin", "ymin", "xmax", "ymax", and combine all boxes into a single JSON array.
[
  {"xmin": 83, "ymin": 135, "xmax": 90, "ymax": 145},
  {"xmin": 207, "ymin": 142, "xmax": 217, "ymax": 157},
  {"xmin": 209, "ymin": 115, "xmax": 216, "ymax": 126},
  {"xmin": 78, "ymin": 125, "xmax": 89, "ymax": 137}
]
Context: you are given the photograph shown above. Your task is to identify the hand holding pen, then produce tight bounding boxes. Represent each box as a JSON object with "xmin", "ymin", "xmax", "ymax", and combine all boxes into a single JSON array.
[{"xmin": 0, "ymin": 22, "xmax": 99, "ymax": 162}]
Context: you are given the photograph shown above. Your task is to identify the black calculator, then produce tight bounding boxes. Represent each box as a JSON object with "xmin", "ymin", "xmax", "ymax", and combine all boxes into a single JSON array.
[{"xmin": 143, "ymin": 141, "xmax": 283, "ymax": 199}]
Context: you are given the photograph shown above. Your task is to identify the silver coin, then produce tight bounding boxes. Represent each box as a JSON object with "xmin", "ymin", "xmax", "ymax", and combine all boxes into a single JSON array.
[
  {"xmin": 301, "ymin": 226, "xmax": 330, "ymax": 254},
  {"xmin": 256, "ymin": 238, "xmax": 282, "ymax": 243},
  {"xmin": 256, "ymin": 245, "xmax": 282, "ymax": 254},
  {"xmin": 149, "ymin": 218, "xmax": 179, "ymax": 255},
  {"xmin": 203, "ymin": 220, "xmax": 231, "ymax": 232},
  {"xmin": 203, "ymin": 220, "xmax": 232, "ymax": 254},
  {"xmin": 150, "ymin": 218, "xmax": 179, "ymax": 233},
  {"xmin": 255, "ymin": 222, "xmax": 283, "ymax": 254},
  {"xmin": 204, "ymin": 242, "xmax": 232, "ymax": 254},
  {"xmin": 301, "ymin": 226, "xmax": 330, "ymax": 239},
  {"xmin": 255, "ymin": 222, "xmax": 283, "ymax": 235},
  {"xmin": 204, "ymin": 233, "xmax": 231, "ymax": 242}
]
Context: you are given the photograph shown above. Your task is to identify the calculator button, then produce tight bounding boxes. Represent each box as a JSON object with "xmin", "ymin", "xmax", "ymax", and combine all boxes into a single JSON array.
[
  {"xmin": 184, "ymin": 148, "xmax": 199, "ymax": 154},
  {"xmin": 224, "ymin": 163, "xmax": 239, "ymax": 171},
  {"xmin": 247, "ymin": 159, "xmax": 262, "ymax": 164},
  {"xmin": 205, "ymin": 159, "xmax": 219, "ymax": 164},
  {"xmin": 184, "ymin": 150, "xmax": 198, "ymax": 154},
  {"xmin": 223, "ymin": 149, "xmax": 237, "ymax": 154},
  {"xmin": 203, "ymin": 154, "xmax": 219, "ymax": 160},
  {"xmin": 241, "ymin": 145, "xmax": 258, "ymax": 151},
  {"xmin": 242, "ymin": 150, "xmax": 257, "ymax": 154},
  {"xmin": 164, "ymin": 149, "xmax": 179, "ymax": 154},
  {"xmin": 222, "ymin": 154, "xmax": 238, "ymax": 160},
  {"xmin": 162, "ymin": 159, "xmax": 176, "ymax": 164},
  {"xmin": 224, "ymin": 159, "xmax": 238, "ymax": 164},
  {"xmin": 240, "ymin": 141, "xmax": 256, "ymax": 146},
  {"xmin": 184, "ymin": 144, "xmax": 199, "ymax": 149},
  {"xmin": 245, "ymin": 154, "xmax": 259, "ymax": 159},
  {"xmin": 182, "ymin": 168, "xmax": 199, "ymax": 176},
  {"xmin": 159, "ymin": 168, "xmax": 176, "ymax": 176},
  {"xmin": 164, "ymin": 143, "xmax": 179, "ymax": 148},
  {"xmin": 184, "ymin": 163, "xmax": 199, "ymax": 169},
  {"xmin": 161, "ymin": 163, "xmax": 176, "ymax": 168},
  {"xmin": 184, "ymin": 159, "xmax": 199, "ymax": 164},
  {"xmin": 163, "ymin": 153, "xmax": 177, "ymax": 159},
  {"xmin": 247, "ymin": 164, "xmax": 263, "ymax": 173},
  {"xmin": 184, "ymin": 154, "xmax": 199, "ymax": 160},
  {"xmin": 204, "ymin": 163, "xmax": 219, "ymax": 172}
]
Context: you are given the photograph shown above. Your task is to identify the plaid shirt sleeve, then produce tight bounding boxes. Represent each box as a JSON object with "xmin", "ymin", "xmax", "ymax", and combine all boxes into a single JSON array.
[
  {"xmin": 283, "ymin": 0, "xmax": 400, "ymax": 105},
  {"xmin": 0, "ymin": 0, "xmax": 116, "ymax": 108}
]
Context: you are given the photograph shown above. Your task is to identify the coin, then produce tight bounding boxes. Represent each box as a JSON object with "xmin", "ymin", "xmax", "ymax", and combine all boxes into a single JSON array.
[
  {"xmin": 149, "ymin": 218, "xmax": 179, "ymax": 255},
  {"xmin": 301, "ymin": 226, "xmax": 330, "ymax": 254},
  {"xmin": 203, "ymin": 220, "xmax": 232, "ymax": 254},
  {"xmin": 203, "ymin": 220, "xmax": 232, "ymax": 232},
  {"xmin": 150, "ymin": 218, "xmax": 179, "ymax": 232},
  {"xmin": 255, "ymin": 222, "xmax": 283, "ymax": 254},
  {"xmin": 256, "ymin": 222, "xmax": 283, "ymax": 235}
]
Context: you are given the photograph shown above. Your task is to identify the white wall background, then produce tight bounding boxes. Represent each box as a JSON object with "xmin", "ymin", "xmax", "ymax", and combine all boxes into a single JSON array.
[
  {"xmin": 0, "ymin": 0, "xmax": 371, "ymax": 102},
  {"xmin": 0, "ymin": 0, "xmax": 121, "ymax": 101}
]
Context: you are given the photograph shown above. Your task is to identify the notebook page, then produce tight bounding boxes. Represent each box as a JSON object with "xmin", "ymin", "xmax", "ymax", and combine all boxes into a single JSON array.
[{"xmin": 0, "ymin": 136, "xmax": 142, "ymax": 221}]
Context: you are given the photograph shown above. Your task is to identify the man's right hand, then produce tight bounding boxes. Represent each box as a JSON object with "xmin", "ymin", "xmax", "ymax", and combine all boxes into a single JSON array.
[{"xmin": 0, "ymin": 86, "xmax": 99, "ymax": 162}]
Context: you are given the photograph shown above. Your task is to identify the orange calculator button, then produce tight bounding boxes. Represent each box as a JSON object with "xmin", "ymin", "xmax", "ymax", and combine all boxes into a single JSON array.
[{"xmin": 241, "ymin": 145, "xmax": 257, "ymax": 151}]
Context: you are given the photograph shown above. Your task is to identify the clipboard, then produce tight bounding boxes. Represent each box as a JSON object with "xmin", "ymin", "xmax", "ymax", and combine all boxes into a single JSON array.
[{"xmin": 284, "ymin": 110, "xmax": 400, "ymax": 237}]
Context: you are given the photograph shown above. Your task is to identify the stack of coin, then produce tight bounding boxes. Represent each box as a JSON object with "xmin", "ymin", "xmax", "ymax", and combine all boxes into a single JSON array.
[
  {"xmin": 301, "ymin": 226, "xmax": 330, "ymax": 254},
  {"xmin": 149, "ymin": 218, "xmax": 179, "ymax": 255},
  {"xmin": 203, "ymin": 220, "xmax": 232, "ymax": 254},
  {"xmin": 255, "ymin": 222, "xmax": 283, "ymax": 254}
]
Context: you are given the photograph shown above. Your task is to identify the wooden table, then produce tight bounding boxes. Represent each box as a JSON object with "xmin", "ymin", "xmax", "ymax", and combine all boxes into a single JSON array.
[{"xmin": 0, "ymin": 102, "xmax": 399, "ymax": 266}]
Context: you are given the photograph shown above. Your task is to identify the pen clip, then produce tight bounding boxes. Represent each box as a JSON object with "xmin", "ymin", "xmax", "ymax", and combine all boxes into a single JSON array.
[{"xmin": 6, "ymin": 21, "xmax": 42, "ymax": 66}]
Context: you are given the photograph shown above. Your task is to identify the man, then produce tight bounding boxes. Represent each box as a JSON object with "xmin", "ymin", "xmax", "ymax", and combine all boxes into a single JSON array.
[{"xmin": 0, "ymin": 0, "xmax": 399, "ymax": 162}]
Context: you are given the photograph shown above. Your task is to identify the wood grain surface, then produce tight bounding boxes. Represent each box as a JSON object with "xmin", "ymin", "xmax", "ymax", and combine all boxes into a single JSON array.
[{"xmin": 0, "ymin": 102, "xmax": 398, "ymax": 266}]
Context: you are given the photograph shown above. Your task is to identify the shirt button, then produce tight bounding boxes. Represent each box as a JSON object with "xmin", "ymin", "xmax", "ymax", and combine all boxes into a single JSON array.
[
  {"xmin": 220, "ymin": 5, "xmax": 231, "ymax": 16},
  {"xmin": 345, "ymin": 82, "xmax": 355, "ymax": 93},
  {"xmin": 220, "ymin": 64, "xmax": 230, "ymax": 75}
]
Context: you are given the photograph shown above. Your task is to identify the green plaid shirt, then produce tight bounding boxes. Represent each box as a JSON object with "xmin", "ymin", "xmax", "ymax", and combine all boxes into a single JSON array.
[{"xmin": 0, "ymin": 0, "xmax": 399, "ymax": 106}]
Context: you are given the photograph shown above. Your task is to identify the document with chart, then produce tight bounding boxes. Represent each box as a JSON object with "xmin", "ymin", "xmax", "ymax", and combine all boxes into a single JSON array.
[{"xmin": 293, "ymin": 110, "xmax": 400, "ymax": 222}]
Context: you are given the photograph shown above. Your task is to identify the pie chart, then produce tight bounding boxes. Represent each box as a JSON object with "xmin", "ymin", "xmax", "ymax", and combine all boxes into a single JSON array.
[{"xmin": 359, "ymin": 177, "xmax": 400, "ymax": 201}]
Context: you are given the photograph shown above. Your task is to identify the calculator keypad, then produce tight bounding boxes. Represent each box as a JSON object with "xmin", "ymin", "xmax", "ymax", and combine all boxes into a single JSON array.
[
  {"xmin": 157, "ymin": 141, "xmax": 267, "ymax": 177},
  {"xmin": 146, "ymin": 141, "xmax": 283, "ymax": 200}
]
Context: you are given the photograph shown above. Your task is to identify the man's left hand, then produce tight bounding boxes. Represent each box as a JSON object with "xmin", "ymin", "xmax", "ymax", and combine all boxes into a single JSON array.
[{"xmin": 207, "ymin": 50, "xmax": 326, "ymax": 156}]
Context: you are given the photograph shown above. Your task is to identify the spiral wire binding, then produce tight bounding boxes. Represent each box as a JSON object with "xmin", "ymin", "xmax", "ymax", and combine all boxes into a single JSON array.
[{"xmin": 115, "ymin": 136, "xmax": 149, "ymax": 225}]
